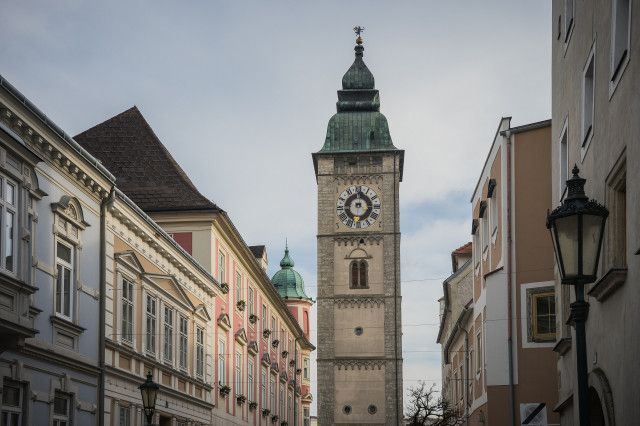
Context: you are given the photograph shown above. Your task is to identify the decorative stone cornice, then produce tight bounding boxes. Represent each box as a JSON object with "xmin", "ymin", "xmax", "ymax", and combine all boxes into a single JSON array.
[
  {"xmin": 335, "ymin": 235, "xmax": 383, "ymax": 246},
  {"xmin": 588, "ymin": 267, "xmax": 627, "ymax": 302},
  {"xmin": 334, "ymin": 359, "xmax": 386, "ymax": 371},
  {"xmin": 335, "ymin": 298, "xmax": 385, "ymax": 308},
  {"xmin": 217, "ymin": 313, "xmax": 231, "ymax": 331},
  {"xmin": 108, "ymin": 201, "xmax": 217, "ymax": 301},
  {"xmin": 248, "ymin": 341, "xmax": 259, "ymax": 356},
  {"xmin": 0, "ymin": 102, "xmax": 112, "ymax": 200},
  {"xmin": 335, "ymin": 175, "xmax": 383, "ymax": 185}
]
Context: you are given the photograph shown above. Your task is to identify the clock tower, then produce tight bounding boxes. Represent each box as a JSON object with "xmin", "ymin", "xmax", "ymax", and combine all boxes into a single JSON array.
[{"xmin": 312, "ymin": 33, "xmax": 404, "ymax": 425}]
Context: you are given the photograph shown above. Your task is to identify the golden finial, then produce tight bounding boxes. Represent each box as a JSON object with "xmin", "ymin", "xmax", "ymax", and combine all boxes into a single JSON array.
[{"xmin": 354, "ymin": 26, "xmax": 364, "ymax": 45}]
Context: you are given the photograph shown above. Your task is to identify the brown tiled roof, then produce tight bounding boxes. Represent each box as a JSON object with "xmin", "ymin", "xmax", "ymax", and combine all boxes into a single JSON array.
[
  {"xmin": 452, "ymin": 242, "xmax": 472, "ymax": 255},
  {"xmin": 75, "ymin": 107, "xmax": 219, "ymax": 213},
  {"xmin": 249, "ymin": 245, "xmax": 266, "ymax": 258}
]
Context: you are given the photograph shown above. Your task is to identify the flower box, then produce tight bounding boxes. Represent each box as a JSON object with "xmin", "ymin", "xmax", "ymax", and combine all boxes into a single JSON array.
[
  {"xmin": 249, "ymin": 314, "xmax": 259, "ymax": 324},
  {"xmin": 219, "ymin": 384, "xmax": 231, "ymax": 397},
  {"xmin": 236, "ymin": 300, "xmax": 246, "ymax": 311}
]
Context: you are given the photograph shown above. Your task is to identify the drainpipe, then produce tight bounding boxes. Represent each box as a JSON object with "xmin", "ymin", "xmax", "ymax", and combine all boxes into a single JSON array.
[
  {"xmin": 505, "ymin": 130, "xmax": 516, "ymax": 426},
  {"xmin": 99, "ymin": 187, "xmax": 115, "ymax": 426}
]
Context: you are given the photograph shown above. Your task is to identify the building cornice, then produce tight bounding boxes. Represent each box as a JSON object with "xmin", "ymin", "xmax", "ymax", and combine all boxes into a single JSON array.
[
  {"xmin": 214, "ymin": 212, "xmax": 315, "ymax": 351},
  {"xmin": 109, "ymin": 191, "xmax": 219, "ymax": 301},
  {"xmin": 0, "ymin": 82, "xmax": 115, "ymax": 199}
]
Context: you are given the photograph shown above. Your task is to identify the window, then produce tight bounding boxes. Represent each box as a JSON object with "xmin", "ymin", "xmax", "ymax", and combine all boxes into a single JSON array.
[
  {"xmin": 218, "ymin": 339, "xmax": 226, "ymax": 384},
  {"xmin": 489, "ymin": 196, "xmax": 497, "ymax": 237},
  {"xmin": 248, "ymin": 287, "xmax": 255, "ymax": 316},
  {"xmin": 179, "ymin": 316, "xmax": 188, "ymax": 370},
  {"xmin": 582, "ymin": 50, "xmax": 595, "ymax": 147},
  {"xmin": 121, "ymin": 278, "xmax": 134, "ymax": 344},
  {"xmin": 119, "ymin": 404, "xmax": 131, "ymax": 426},
  {"xmin": 606, "ymin": 160, "xmax": 627, "ymax": 269},
  {"xmin": 248, "ymin": 358, "xmax": 255, "ymax": 401},
  {"xmin": 611, "ymin": 0, "xmax": 631, "ymax": 81},
  {"xmin": 1, "ymin": 379, "xmax": 23, "ymax": 426},
  {"xmin": 482, "ymin": 216, "xmax": 489, "ymax": 251},
  {"xmin": 453, "ymin": 371, "xmax": 458, "ymax": 401},
  {"xmin": 288, "ymin": 394, "xmax": 293, "ymax": 421},
  {"xmin": 235, "ymin": 351, "xmax": 242, "ymax": 396},
  {"xmin": 349, "ymin": 260, "xmax": 368, "ymax": 289},
  {"xmin": 235, "ymin": 271, "xmax": 242, "ymax": 302},
  {"xmin": 145, "ymin": 296, "xmax": 157, "ymax": 354},
  {"xmin": 303, "ymin": 407, "xmax": 310, "ymax": 426},
  {"xmin": 564, "ymin": 0, "xmax": 574, "ymax": 42},
  {"xmin": 458, "ymin": 365, "xmax": 464, "ymax": 400},
  {"xmin": 531, "ymin": 290, "xmax": 557, "ymax": 341},
  {"xmin": 472, "ymin": 232, "xmax": 479, "ymax": 269},
  {"xmin": 559, "ymin": 122, "xmax": 569, "ymax": 197},
  {"xmin": 279, "ymin": 385, "xmax": 284, "ymax": 416},
  {"xmin": 476, "ymin": 332, "xmax": 482, "ymax": 374},
  {"xmin": 0, "ymin": 176, "xmax": 17, "ymax": 273},
  {"xmin": 271, "ymin": 316, "xmax": 276, "ymax": 336},
  {"xmin": 55, "ymin": 241, "xmax": 74, "ymax": 319},
  {"xmin": 261, "ymin": 368, "xmax": 267, "ymax": 408},
  {"xmin": 196, "ymin": 326, "xmax": 205, "ymax": 378},
  {"xmin": 163, "ymin": 307, "xmax": 174, "ymax": 363},
  {"xmin": 269, "ymin": 375, "xmax": 275, "ymax": 412},
  {"xmin": 262, "ymin": 304, "xmax": 267, "ymax": 331},
  {"xmin": 218, "ymin": 251, "xmax": 226, "ymax": 284},
  {"xmin": 303, "ymin": 358, "xmax": 310, "ymax": 380},
  {"xmin": 52, "ymin": 392, "xmax": 71, "ymax": 426}
]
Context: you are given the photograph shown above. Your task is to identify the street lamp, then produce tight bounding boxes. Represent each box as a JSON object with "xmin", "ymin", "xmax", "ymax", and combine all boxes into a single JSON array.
[
  {"xmin": 547, "ymin": 165, "xmax": 608, "ymax": 426},
  {"xmin": 139, "ymin": 371, "xmax": 159, "ymax": 426}
]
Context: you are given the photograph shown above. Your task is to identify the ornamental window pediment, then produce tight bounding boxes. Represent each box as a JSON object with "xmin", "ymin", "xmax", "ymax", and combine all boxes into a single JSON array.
[
  {"xmin": 51, "ymin": 196, "xmax": 89, "ymax": 245},
  {"xmin": 235, "ymin": 327, "xmax": 248, "ymax": 345},
  {"xmin": 217, "ymin": 313, "xmax": 231, "ymax": 331}
]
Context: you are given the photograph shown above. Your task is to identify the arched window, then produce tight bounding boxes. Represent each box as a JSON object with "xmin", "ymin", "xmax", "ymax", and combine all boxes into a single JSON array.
[{"xmin": 350, "ymin": 260, "xmax": 368, "ymax": 289}]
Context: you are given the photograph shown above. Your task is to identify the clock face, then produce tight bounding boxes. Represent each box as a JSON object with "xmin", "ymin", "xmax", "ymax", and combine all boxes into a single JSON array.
[{"xmin": 336, "ymin": 185, "xmax": 381, "ymax": 229}]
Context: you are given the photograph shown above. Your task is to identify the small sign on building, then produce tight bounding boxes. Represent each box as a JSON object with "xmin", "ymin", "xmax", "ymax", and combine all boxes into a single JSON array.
[{"xmin": 520, "ymin": 402, "xmax": 547, "ymax": 425}]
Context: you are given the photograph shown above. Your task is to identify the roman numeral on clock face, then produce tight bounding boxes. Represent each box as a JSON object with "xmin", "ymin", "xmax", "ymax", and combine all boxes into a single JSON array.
[{"xmin": 336, "ymin": 185, "xmax": 381, "ymax": 228}]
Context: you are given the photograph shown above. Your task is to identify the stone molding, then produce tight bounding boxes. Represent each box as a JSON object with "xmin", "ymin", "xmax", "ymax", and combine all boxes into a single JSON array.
[
  {"xmin": 0, "ymin": 103, "xmax": 111, "ymax": 199},
  {"xmin": 334, "ymin": 298, "xmax": 385, "ymax": 308},
  {"xmin": 333, "ymin": 359, "xmax": 386, "ymax": 370}
]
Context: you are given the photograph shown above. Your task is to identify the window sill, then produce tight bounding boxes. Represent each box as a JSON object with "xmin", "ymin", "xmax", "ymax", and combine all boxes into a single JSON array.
[
  {"xmin": 588, "ymin": 267, "xmax": 627, "ymax": 302},
  {"xmin": 609, "ymin": 50, "xmax": 629, "ymax": 100},
  {"xmin": 553, "ymin": 337, "xmax": 572, "ymax": 356},
  {"xmin": 50, "ymin": 315, "xmax": 85, "ymax": 351},
  {"xmin": 580, "ymin": 127, "xmax": 593, "ymax": 161}
]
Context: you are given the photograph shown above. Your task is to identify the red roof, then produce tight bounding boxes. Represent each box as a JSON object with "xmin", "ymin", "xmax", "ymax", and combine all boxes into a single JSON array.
[{"xmin": 452, "ymin": 242, "xmax": 472, "ymax": 255}]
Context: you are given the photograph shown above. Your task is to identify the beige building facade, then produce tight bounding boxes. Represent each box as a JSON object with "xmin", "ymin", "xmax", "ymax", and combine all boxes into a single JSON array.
[
  {"xmin": 551, "ymin": 1, "xmax": 639, "ymax": 423},
  {"xmin": 465, "ymin": 118, "xmax": 559, "ymax": 425},
  {"xmin": 437, "ymin": 243, "xmax": 473, "ymax": 417},
  {"xmin": 313, "ymin": 37, "xmax": 404, "ymax": 425}
]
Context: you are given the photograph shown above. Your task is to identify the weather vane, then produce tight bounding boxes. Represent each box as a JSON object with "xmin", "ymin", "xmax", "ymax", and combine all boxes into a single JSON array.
[{"xmin": 353, "ymin": 26, "xmax": 365, "ymax": 37}]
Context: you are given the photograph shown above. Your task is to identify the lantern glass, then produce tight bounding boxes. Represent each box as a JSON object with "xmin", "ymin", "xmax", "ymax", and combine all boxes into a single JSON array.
[
  {"xmin": 582, "ymin": 213, "xmax": 605, "ymax": 277},
  {"xmin": 555, "ymin": 215, "xmax": 579, "ymax": 278}
]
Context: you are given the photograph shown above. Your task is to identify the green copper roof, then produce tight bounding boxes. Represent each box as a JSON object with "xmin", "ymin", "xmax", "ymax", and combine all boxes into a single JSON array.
[
  {"xmin": 271, "ymin": 246, "xmax": 312, "ymax": 301},
  {"xmin": 318, "ymin": 41, "xmax": 399, "ymax": 154}
]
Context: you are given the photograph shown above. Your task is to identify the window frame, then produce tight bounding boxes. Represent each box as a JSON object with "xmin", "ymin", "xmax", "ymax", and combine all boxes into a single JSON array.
[
  {"xmin": 196, "ymin": 325, "xmax": 205, "ymax": 379},
  {"xmin": 248, "ymin": 358, "xmax": 255, "ymax": 401},
  {"xmin": 564, "ymin": 0, "xmax": 575, "ymax": 44},
  {"xmin": 55, "ymin": 239, "xmax": 75, "ymax": 321},
  {"xmin": 235, "ymin": 351, "xmax": 243, "ymax": 396},
  {"xmin": 118, "ymin": 404, "xmax": 131, "ymax": 426},
  {"xmin": 163, "ymin": 306, "xmax": 174, "ymax": 364},
  {"xmin": 581, "ymin": 46, "xmax": 596, "ymax": 157},
  {"xmin": 303, "ymin": 357, "xmax": 309, "ymax": 380},
  {"xmin": 610, "ymin": 0, "xmax": 632, "ymax": 94},
  {"xmin": 1, "ymin": 379, "xmax": 24, "ymax": 426},
  {"xmin": 261, "ymin": 367, "xmax": 267, "ymax": 408},
  {"xmin": 178, "ymin": 315, "xmax": 188, "ymax": 371},
  {"xmin": 248, "ymin": 286, "xmax": 255, "ymax": 316},
  {"xmin": 0, "ymin": 175, "xmax": 19, "ymax": 275},
  {"xmin": 475, "ymin": 331, "xmax": 482, "ymax": 376},
  {"xmin": 349, "ymin": 259, "xmax": 369, "ymax": 289},
  {"xmin": 530, "ymin": 290, "xmax": 557, "ymax": 342},
  {"xmin": 235, "ymin": 271, "xmax": 242, "ymax": 303},
  {"xmin": 218, "ymin": 251, "xmax": 226, "ymax": 284},
  {"xmin": 120, "ymin": 277, "xmax": 134, "ymax": 345},
  {"xmin": 52, "ymin": 391, "xmax": 72, "ymax": 426},
  {"xmin": 145, "ymin": 295, "xmax": 157, "ymax": 355},
  {"xmin": 218, "ymin": 338, "xmax": 226, "ymax": 385},
  {"xmin": 559, "ymin": 118, "xmax": 569, "ymax": 199}
]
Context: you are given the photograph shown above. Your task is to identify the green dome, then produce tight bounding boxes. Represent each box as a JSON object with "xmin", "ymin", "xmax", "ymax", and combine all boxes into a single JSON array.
[
  {"xmin": 317, "ymin": 40, "xmax": 399, "ymax": 154},
  {"xmin": 271, "ymin": 246, "xmax": 312, "ymax": 301}
]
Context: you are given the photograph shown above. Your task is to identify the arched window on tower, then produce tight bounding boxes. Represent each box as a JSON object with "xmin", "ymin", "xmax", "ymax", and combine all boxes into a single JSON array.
[{"xmin": 350, "ymin": 260, "xmax": 368, "ymax": 289}]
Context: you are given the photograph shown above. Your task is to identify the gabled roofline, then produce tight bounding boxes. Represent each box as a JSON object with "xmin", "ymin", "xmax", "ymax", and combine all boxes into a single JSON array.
[
  {"xmin": 0, "ymin": 74, "xmax": 116, "ymax": 183},
  {"xmin": 215, "ymin": 211, "xmax": 315, "ymax": 350},
  {"xmin": 113, "ymin": 188, "xmax": 222, "ymax": 293},
  {"xmin": 470, "ymin": 117, "xmax": 511, "ymax": 202}
]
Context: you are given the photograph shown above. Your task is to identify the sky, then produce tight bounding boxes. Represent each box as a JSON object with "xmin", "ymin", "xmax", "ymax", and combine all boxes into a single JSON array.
[{"xmin": 1, "ymin": 0, "xmax": 551, "ymax": 416}]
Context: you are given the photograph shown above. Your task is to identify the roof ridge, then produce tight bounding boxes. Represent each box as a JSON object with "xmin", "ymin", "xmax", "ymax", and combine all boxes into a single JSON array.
[{"xmin": 75, "ymin": 107, "xmax": 220, "ymax": 212}]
